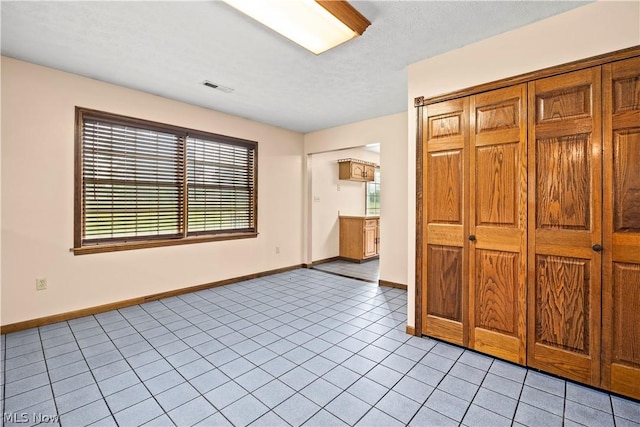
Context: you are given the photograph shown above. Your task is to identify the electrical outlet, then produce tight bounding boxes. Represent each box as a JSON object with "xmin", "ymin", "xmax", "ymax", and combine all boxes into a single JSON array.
[
  {"xmin": 36, "ymin": 277, "xmax": 47, "ymax": 291},
  {"xmin": 275, "ymin": 246, "xmax": 280, "ymax": 254}
]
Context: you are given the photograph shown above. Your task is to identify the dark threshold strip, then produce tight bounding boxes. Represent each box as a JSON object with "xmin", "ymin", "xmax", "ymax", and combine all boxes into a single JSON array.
[{"xmin": 310, "ymin": 267, "xmax": 377, "ymax": 284}]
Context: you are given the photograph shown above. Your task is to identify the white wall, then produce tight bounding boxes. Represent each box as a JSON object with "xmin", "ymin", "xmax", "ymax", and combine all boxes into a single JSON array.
[
  {"xmin": 310, "ymin": 147, "xmax": 380, "ymax": 262},
  {"xmin": 305, "ymin": 112, "xmax": 408, "ymax": 286},
  {"xmin": 1, "ymin": 57, "xmax": 305, "ymax": 326},
  {"xmin": 406, "ymin": 0, "xmax": 640, "ymax": 328}
]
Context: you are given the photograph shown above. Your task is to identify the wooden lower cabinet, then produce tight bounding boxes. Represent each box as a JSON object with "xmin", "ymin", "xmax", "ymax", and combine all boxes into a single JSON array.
[
  {"xmin": 417, "ymin": 48, "xmax": 640, "ymax": 400},
  {"xmin": 339, "ymin": 216, "xmax": 379, "ymax": 262}
]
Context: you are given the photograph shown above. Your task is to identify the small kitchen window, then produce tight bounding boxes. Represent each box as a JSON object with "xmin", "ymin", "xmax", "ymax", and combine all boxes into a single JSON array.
[{"xmin": 365, "ymin": 167, "xmax": 380, "ymax": 215}]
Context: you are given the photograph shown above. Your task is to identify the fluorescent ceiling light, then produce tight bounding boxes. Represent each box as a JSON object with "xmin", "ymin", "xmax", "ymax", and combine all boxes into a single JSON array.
[{"xmin": 223, "ymin": 0, "xmax": 370, "ymax": 55}]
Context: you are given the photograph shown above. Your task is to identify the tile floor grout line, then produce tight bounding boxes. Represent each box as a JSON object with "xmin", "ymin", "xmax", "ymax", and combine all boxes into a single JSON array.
[
  {"xmin": 563, "ymin": 378, "xmax": 568, "ymax": 425},
  {"xmin": 35, "ymin": 326, "xmax": 61, "ymax": 425},
  {"xmin": 510, "ymin": 367, "xmax": 527, "ymax": 427}
]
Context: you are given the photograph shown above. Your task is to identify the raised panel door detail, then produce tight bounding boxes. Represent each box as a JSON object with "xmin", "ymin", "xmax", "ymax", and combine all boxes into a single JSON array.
[
  {"xmin": 364, "ymin": 226, "xmax": 377, "ymax": 258},
  {"xmin": 537, "ymin": 85, "xmax": 592, "ymax": 123},
  {"xmin": 535, "ymin": 255, "xmax": 590, "ymax": 354},
  {"xmin": 429, "ymin": 113, "xmax": 462, "ymax": 139},
  {"xmin": 613, "ymin": 77, "xmax": 640, "ymax": 113},
  {"xmin": 614, "ymin": 129, "xmax": 640, "ymax": 231},
  {"xmin": 536, "ymin": 134, "xmax": 591, "ymax": 230},
  {"xmin": 475, "ymin": 250, "xmax": 518, "ymax": 335},
  {"xmin": 427, "ymin": 150, "xmax": 462, "ymax": 224},
  {"xmin": 613, "ymin": 263, "xmax": 640, "ymax": 368},
  {"xmin": 427, "ymin": 245, "xmax": 462, "ymax": 321},
  {"xmin": 476, "ymin": 100, "xmax": 519, "ymax": 133},
  {"xmin": 476, "ymin": 143, "xmax": 518, "ymax": 227},
  {"xmin": 364, "ymin": 164, "xmax": 375, "ymax": 181},
  {"xmin": 351, "ymin": 163, "xmax": 365, "ymax": 179}
]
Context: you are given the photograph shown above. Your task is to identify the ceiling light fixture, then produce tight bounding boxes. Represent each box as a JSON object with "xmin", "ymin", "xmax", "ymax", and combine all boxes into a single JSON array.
[{"xmin": 222, "ymin": 0, "xmax": 370, "ymax": 55}]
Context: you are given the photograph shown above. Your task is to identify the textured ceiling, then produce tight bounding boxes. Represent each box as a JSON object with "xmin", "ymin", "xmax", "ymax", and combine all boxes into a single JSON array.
[{"xmin": 1, "ymin": 1, "xmax": 588, "ymax": 133}]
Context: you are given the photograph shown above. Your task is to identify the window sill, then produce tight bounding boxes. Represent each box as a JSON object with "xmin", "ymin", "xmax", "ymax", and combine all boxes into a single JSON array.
[{"xmin": 72, "ymin": 232, "xmax": 258, "ymax": 255}]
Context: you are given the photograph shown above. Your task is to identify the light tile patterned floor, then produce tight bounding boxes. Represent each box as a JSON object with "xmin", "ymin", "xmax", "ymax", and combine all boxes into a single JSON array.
[
  {"xmin": 2, "ymin": 268, "xmax": 639, "ymax": 426},
  {"xmin": 312, "ymin": 259, "xmax": 379, "ymax": 283}
]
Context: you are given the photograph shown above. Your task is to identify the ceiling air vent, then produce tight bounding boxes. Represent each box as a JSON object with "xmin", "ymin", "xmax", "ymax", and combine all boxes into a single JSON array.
[{"xmin": 202, "ymin": 80, "xmax": 234, "ymax": 94}]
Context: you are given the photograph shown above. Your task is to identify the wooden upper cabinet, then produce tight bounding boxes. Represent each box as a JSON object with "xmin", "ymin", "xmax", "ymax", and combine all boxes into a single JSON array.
[
  {"xmin": 469, "ymin": 84, "xmax": 528, "ymax": 364},
  {"xmin": 527, "ymin": 67, "xmax": 602, "ymax": 386},
  {"xmin": 602, "ymin": 56, "xmax": 640, "ymax": 400},
  {"xmin": 338, "ymin": 159, "xmax": 375, "ymax": 182},
  {"xmin": 422, "ymin": 97, "xmax": 469, "ymax": 346}
]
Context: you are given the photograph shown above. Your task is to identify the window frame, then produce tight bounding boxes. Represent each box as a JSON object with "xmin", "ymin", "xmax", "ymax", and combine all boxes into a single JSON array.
[
  {"xmin": 74, "ymin": 107, "xmax": 258, "ymax": 255},
  {"xmin": 365, "ymin": 166, "xmax": 380, "ymax": 216}
]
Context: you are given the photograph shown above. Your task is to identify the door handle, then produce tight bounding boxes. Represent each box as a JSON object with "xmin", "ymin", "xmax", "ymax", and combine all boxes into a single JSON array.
[
  {"xmin": 592, "ymin": 244, "xmax": 603, "ymax": 252},
  {"xmin": 468, "ymin": 235, "xmax": 476, "ymax": 242}
]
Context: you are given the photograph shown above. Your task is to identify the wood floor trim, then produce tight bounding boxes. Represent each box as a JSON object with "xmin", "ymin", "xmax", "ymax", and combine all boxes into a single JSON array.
[
  {"xmin": 406, "ymin": 325, "xmax": 417, "ymax": 336},
  {"xmin": 378, "ymin": 280, "xmax": 408, "ymax": 290},
  {"xmin": 1, "ymin": 264, "xmax": 304, "ymax": 334}
]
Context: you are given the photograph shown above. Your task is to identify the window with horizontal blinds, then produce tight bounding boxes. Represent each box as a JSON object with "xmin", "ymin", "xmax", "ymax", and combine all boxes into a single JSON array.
[
  {"xmin": 187, "ymin": 136, "xmax": 255, "ymax": 234},
  {"xmin": 82, "ymin": 119, "xmax": 184, "ymax": 243},
  {"xmin": 75, "ymin": 107, "xmax": 258, "ymax": 253}
]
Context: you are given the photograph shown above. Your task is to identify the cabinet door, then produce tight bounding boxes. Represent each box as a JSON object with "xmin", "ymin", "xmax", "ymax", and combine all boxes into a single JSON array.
[
  {"xmin": 364, "ymin": 164, "xmax": 376, "ymax": 181},
  {"xmin": 363, "ymin": 220, "xmax": 378, "ymax": 258},
  {"xmin": 602, "ymin": 57, "xmax": 640, "ymax": 399},
  {"xmin": 422, "ymin": 98, "xmax": 469, "ymax": 346},
  {"xmin": 527, "ymin": 67, "xmax": 602, "ymax": 385},
  {"xmin": 469, "ymin": 84, "xmax": 527, "ymax": 364},
  {"xmin": 351, "ymin": 162, "xmax": 365, "ymax": 181}
]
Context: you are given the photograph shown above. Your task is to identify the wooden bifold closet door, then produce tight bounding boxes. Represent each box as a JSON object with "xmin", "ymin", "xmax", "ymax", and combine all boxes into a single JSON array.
[
  {"xmin": 527, "ymin": 67, "xmax": 602, "ymax": 386},
  {"xmin": 469, "ymin": 85, "xmax": 528, "ymax": 364},
  {"xmin": 418, "ymin": 47, "xmax": 640, "ymax": 400},
  {"xmin": 422, "ymin": 98, "xmax": 469, "ymax": 346},
  {"xmin": 601, "ymin": 56, "xmax": 640, "ymax": 400},
  {"xmin": 422, "ymin": 87, "xmax": 528, "ymax": 362}
]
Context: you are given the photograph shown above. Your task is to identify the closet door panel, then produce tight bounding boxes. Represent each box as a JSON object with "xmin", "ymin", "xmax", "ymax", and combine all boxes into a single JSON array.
[
  {"xmin": 535, "ymin": 255, "xmax": 590, "ymax": 354},
  {"xmin": 536, "ymin": 134, "xmax": 591, "ymax": 230},
  {"xmin": 422, "ymin": 98, "xmax": 469, "ymax": 346},
  {"xmin": 603, "ymin": 56, "xmax": 640, "ymax": 399},
  {"xmin": 470, "ymin": 84, "xmax": 527, "ymax": 364},
  {"xmin": 528, "ymin": 67, "xmax": 602, "ymax": 385}
]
